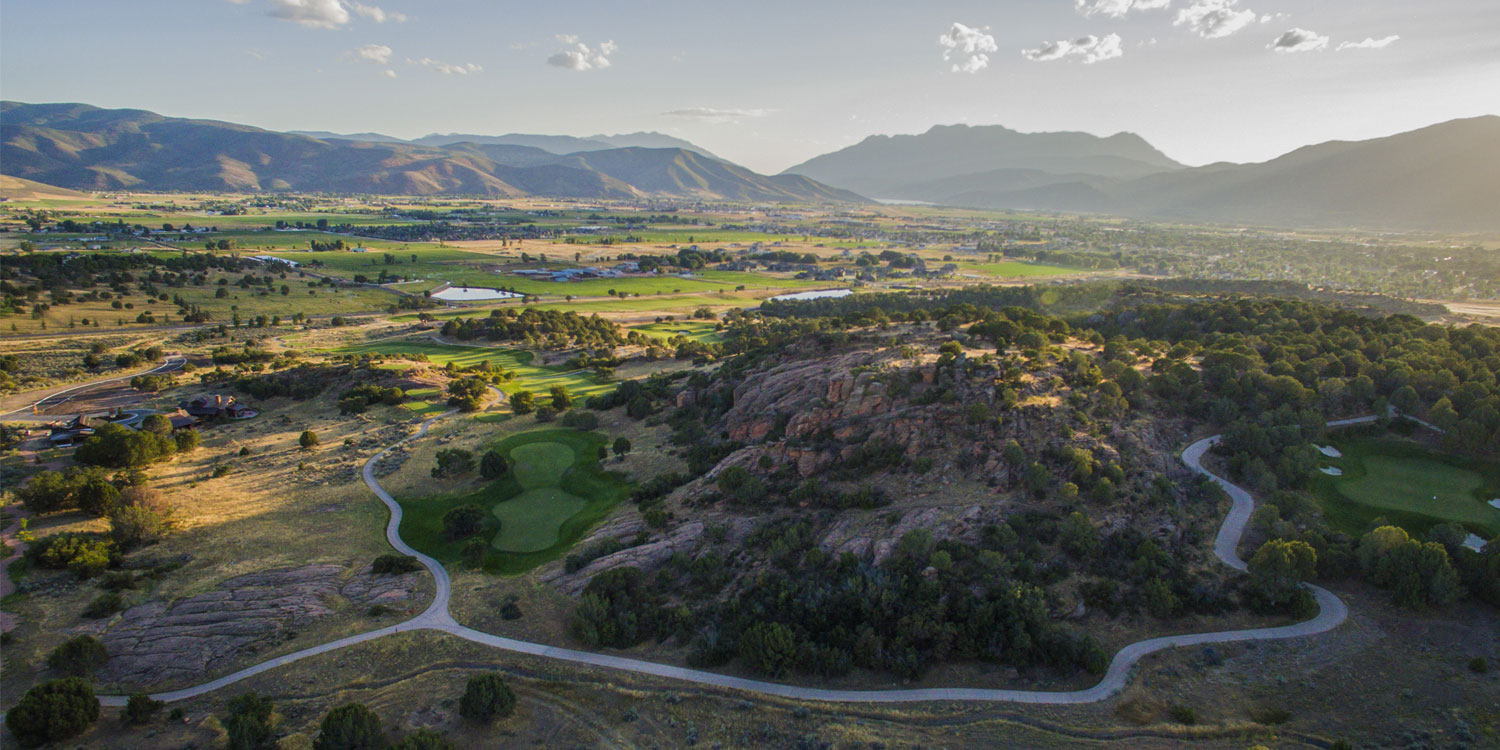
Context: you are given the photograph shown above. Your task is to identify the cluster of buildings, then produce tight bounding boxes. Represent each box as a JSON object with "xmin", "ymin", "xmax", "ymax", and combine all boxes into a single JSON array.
[
  {"xmin": 44, "ymin": 394, "xmax": 257, "ymax": 447},
  {"xmin": 509, "ymin": 262, "xmax": 642, "ymax": 282}
]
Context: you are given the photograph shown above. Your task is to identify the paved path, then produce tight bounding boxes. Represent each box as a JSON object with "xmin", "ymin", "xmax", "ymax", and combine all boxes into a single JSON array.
[
  {"xmin": 94, "ymin": 422, "xmax": 1356, "ymax": 708},
  {"xmin": 0, "ymin": 357, "xmax": 186, "ymax": 420}
]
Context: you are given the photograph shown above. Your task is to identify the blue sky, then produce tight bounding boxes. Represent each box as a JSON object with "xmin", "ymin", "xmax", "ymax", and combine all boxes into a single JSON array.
[{"xmin": 2, "ymin": 0, "xmax": 1497, "ymax": 173}]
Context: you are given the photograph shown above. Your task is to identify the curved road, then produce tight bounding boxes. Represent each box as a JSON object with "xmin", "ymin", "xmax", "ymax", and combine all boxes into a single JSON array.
[
  {"xmin": 97, "ymin": 422, "xmax": 1354, "ymax": 707},
  {"xmin": 1, "ymin": 356, "xmax": 186, "ymax": 420}
]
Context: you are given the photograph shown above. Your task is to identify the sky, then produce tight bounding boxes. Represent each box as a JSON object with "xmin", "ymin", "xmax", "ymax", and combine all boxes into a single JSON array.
[{"xmin": 2, "ymin": 0, "xmax": 1498, "ymax": 174}]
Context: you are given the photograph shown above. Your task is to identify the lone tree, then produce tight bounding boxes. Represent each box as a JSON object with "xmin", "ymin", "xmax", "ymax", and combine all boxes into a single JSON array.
[
  {"xmin": 612, "ymin": 437, "xmax": 632, "ymax": 457},
  {"xmin": 442, "ymin": 504, "xmax": 485, "ymax": 540},
  {"xmin": 5, "ymin": 677, "xmax": 100, "ymax": 748},
  {"xmin": 462, "ymin": 537, "xmax": 488, "ymax": 566},
  {"xmin": 479, "ymin": 449, "xmax": 508, "ymax": 480},
  {"xmin": 313, "ymin": 703, "xmax": 385, "ymax": 750},
  {"xmin": 388, "ymin": 729, "xmax": 457, "ymax": 750},
  {"xmin": 120, "ymin": 692, "xmax": 165, "ymax": 726},
  {"xmin": 458, "ymin": 672, "xmax": 516, "ymax": 723},
  {"xmin": 299, "ymin": 430, "xmax": 320, "ymax": 450},
  {"xmin": 223, "ymin": 692, "xmax": 275, "ymax": 750},
  {"xmin": 509, "ymin": 390, "xmax": 536, "ymax": 415},
  {"xmin": 432, "ymin": 448, "xmax": 475, "ymax": 479},
  {"xmin": 140, "ymin": 413, "xmax": 172, "ymax": 436},
  {"xmin": 549, "ymin": 385, "xmax": 572, "ymax": 409},
  {"xmin": 47, "ymin": 635, "xmax": 108, "ymax": 678}
]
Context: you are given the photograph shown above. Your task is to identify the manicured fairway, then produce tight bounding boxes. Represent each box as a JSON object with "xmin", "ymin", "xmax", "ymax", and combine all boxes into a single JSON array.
[
  {"xmin": 396, "ymin": 429, "xmax": 630, "ymax": 573},
  {"xmin": 1312, "ymin": 436, "xmax": 1500, "ymax": 536},
  {"xmin": 629, "ymin": 320, "xmax": 725, "ymax": 343},
  {"xmin": 331, "ymin": 339, "xmax": 613, "ymax": 399}
]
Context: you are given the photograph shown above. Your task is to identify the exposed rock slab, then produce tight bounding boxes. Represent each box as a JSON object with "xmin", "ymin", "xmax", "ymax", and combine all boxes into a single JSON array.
[{"xmin": 98, "ymin": 563, "xmax": 422, "ymax": 687}]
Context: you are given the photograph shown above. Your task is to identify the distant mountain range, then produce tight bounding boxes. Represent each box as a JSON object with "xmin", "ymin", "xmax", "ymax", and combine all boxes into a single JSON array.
[
  {"xmin": 1, "ymin": 102, "xmax": 856, "ymax": 203},
  {"xmin": 782, "ymin": 119, "xmax": 1500, "ymax": 230},
  {"xmin": 8, "ymin": 101, "xmax": 1496, "ymax": 229},
  {"xmin": 289, "ymin": 130, "xmax": 725, "ymax": 161}
]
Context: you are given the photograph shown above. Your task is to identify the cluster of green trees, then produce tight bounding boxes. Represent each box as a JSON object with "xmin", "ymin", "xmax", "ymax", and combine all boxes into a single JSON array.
[
  {"xmin": 339, "ymin": 382, "xmax": 407, "ymax": 414},
  {"xmin": 438, "ymin": 308, "xmax": 642, "ymax": 350},
  {"xmin": 572, "ymin": 522, "xmax": 1109, "ymax": 681}
]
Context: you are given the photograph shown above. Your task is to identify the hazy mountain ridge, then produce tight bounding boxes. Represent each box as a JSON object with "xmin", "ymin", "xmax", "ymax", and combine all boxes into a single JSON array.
[
  {"xmin": 784, "ymin": 123, "xmax": 1185, "ymax": 198},
  {"xmin": 0, "ymin": 102, "xmax": 849, "ymax": 203},
  {"xmin": 783, "ymin": 117, "xmax": 1500, "ymax": 230}
]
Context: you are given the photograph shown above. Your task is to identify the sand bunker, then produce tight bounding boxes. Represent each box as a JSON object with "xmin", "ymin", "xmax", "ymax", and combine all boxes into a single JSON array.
[
  {"xmin": 1317, "ymin": 445, "xmax": 1343, "ymax": 458},
  {"xmin": 1319, "ymin": 466, "xmax": 1343, "ymax": 476}
]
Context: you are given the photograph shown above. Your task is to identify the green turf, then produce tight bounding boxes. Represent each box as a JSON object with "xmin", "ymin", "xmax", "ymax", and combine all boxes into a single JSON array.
[
  {"xmin": 958, "ymin": 260, "xmax": 1085, "ymax": 278},
  {"xmin": 629, "ymin": 320, "xmax": 725, "ymax": 344},
  {"xmin": 1310, "ymin": 436, "xmax": 1500, "ymax": 537},
  {"xmin": 330, "ymin": 339, "xmax": 613, "ymax": 399},
  {"xmin": 395, "ymin": 429, "xmax": 629, "ymax": 573}
]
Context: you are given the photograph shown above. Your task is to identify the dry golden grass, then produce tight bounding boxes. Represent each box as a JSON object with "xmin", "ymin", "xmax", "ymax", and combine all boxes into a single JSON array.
[{"xmin": 2, "ymin": 389, "xmax": 438, "ymax": 696}]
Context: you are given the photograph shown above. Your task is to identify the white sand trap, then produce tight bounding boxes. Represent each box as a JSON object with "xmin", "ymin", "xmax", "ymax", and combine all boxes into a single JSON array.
[
  {"xmin": 1316, "ymin": 445, "xmax": 1342, "ymax": 458},
  {"xmin": 1489, "ymin": 499, "xmax": 1500, "ymax": 510},
  {"xmin": 1463, "ymin": 534, "xmax": 1487, "ymax": 552},
  {"xmin": 1319, "ymin": 466, "xmax": 1343, "ymax": 476}
]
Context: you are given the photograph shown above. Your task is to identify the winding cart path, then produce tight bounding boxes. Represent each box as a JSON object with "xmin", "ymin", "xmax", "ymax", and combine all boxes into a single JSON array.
[{"xmin": 92, "ymin": 418, "xmax": 1356, "ymax": 707}]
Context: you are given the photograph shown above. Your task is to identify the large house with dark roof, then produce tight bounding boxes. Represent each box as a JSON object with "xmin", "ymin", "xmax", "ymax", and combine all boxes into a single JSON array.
[{"xmin": 179, "ymin": 394, "xmax": 257, "ymax": 420}]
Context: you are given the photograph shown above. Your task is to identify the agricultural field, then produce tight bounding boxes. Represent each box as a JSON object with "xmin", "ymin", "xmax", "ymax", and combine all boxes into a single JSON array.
[
  {"xmin": 395, "ymin": 429, "xmax": 629, "ymax": 574},
  {"xmin": 957, "ymin": 259, "xmax": 1086, "ymax": 278},
  {"xmin": 1312, "ymin": 436, "xmax": 1500, "ymax": 537}
]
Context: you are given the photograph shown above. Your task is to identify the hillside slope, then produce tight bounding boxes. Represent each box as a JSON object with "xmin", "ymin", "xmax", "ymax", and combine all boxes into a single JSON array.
[
  {"xmin": 0, "ymin": 102, "xmax": 858, "ymax": 203},
  {"xmin": 783, "ymin": 124, "xmax": 1183, "ymax": 198},
  {"xmin": 786, "ymin": 117, "xmax": 1500, "ymax": 229}
]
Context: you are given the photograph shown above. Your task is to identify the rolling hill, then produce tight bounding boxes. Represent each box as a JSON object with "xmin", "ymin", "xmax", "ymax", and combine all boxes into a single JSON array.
[
  {"xmin": 783, "ymin": 118, "xmax": 1500, "ymax": 230},
  {"xmin": 0, "ymin": 102, "xmax": 856, "ymax": 203},
  {"xmin": 0, "ymin": 174, "xmax": 92, "ymax": 200},
  {"xmin": 409, "ymin": 130, "xmax": 722, "ymax": 160}
]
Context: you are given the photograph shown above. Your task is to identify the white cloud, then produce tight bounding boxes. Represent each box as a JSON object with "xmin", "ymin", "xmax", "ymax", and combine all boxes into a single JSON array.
[
  {"xmin": 351, "ymin": 43, "xmax": 392, "ymax": 64},
  {"xmin": 1022, "ymin": 33, "xmax": 1125, "ymax": 64},
  {"xmin": 1174, "ymin": 0, "xmax": 1257, "ymax": 39},
  {"xmin": 257, "ymin": 0, "xmax": 402, "ymax": 28},
  {"xmin": 662, "ymin": 107, "xmax": 775, "ymax": 123},
  {"xmin": 1268, "ymin": 28, "xmax": 1329, "ymax": 53},
  {"xmin": 406, "ymin": 57, "xmax": 482, "ymax": 75},
  {"xmin": 383, "ymin": 69, "xmax": 397, "ymax": 78},
  {"xmin": 547, "ymin": 35, "xmax": 616, "ymax": 71},
  {"xmin": 1338, "ymin": 35, "xmax": 1400, "ymax": 51},
  {"xmin": 938, "ymin": 22, "xmax": 999, "ymax": 74},
  {"xmin": 1075, "ymin": 0, "xmax": 1170, "ymax": 18},
  {"xmin": 351, "ymin": 2, "xmax": 405, "ymax": 23}
]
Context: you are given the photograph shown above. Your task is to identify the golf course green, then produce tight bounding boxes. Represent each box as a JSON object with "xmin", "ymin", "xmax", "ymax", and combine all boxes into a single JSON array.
[
  {"xmin": 397, "ymin": 429, "xmax": 630, "ymax": 573},
  {"xmin": 1311, "ymin": 436, "xmax": 1500, "ymax": 537}
]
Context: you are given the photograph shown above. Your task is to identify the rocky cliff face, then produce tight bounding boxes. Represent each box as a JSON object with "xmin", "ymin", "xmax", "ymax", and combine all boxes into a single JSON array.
[{"xmin": 544, "ymin": 330, "xmax": 1200, "ymax": 598}]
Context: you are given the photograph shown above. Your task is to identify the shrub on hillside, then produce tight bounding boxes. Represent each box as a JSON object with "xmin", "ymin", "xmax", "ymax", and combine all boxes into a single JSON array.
[
  {"xmin": 47, "ymin": 635, "xmax": 108, "ymax": 677},
  {"xmin": 458, "ymin": 672, "xmax": 516, "ymax": 723},
  {"xmin": 432, "ymin": 448, "xmax": 474, "ymax": 479},
  {"xmin": 4, "ymin": 677, "xmax": 100, "ymax": 748},
  {"xmin": 313, "ymin": 703, "xmax": 385, "ymax": 750},
  {"xmin": 371, "ymin": 554, "xmax": 422, "ymax": 575},
  {"xmin": 120, "ymin": 692, "xmax": 165, "ymax": 726}
]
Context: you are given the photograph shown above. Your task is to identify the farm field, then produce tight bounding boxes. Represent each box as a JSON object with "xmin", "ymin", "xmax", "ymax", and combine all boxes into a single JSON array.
[
  {"xmin": 957, "ymin": 260, "xmax": 1087, "ymax": 278},
  {"xmin": 1312, "ymin": 436, "xmax": 1500, "ymax": 536},
  {"xmin": 396, "ymin": 429, "xmax": 629, "ymax": 573}
]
